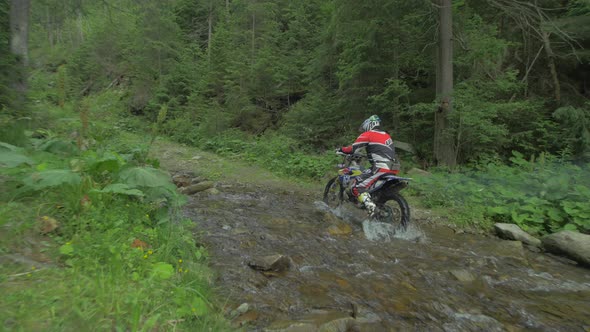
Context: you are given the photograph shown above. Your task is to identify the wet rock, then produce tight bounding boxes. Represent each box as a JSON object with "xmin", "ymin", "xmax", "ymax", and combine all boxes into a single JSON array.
[
  {"xmin": 232, "ymin": 310, "xmax": 259, "ymax": 328},
  {"xmin": 322, "ymin": 213, "xmax": 341, "ymax": 224},
  {"xmin": 205, "ymin": 187, "xmax": 220, "ymax": 195},
  {"xmin": 327, "ymin": 222, "xmax": 352, "ymax": 236},
  {"xmin": 494, "ymin": 223, "xmax": 541, "ymax": 247},
  {"xmin": 477, "ymin": 240, "xmax": 527, "ymax": 265},
  {"xmin": 449, "ymin": 269, "xmax": 476, "ymax": 283},
  {"xmin": 264, "ymin": 321, "xmax": 317, "ymax": 332},
  {"xmin": 172, "ymin": 173, "xmax": 193, "ymax": 187},
  {"xmin": 318, "ymin": 317, "xmax": 358, "ymax": 332},
  {"xmin": 248, "ymin": 254, "xmax": 291, "ymax": 272},
  {"xmin": 353, "ymin": 305, "xmax": 381, "ymax": 324},
  {"xmin": 229, "ymin": 303, "xmax": 250, "ymax": 318},
  {"xmin": 190, "ymin": 176, "xmax": 206, "ymax": 184},
  {"xmin": 181, "ymin": 181, "xmax": 215, "ymax": 195},
  {"xmin": 542, "ymin": 231, "xmax": 590, "ymax": 267}
]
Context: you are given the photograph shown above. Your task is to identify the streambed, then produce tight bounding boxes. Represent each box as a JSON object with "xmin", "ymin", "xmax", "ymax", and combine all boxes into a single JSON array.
[{"xmin": 183, "ymin": 182, "xmax": 590, "ymax": 331}]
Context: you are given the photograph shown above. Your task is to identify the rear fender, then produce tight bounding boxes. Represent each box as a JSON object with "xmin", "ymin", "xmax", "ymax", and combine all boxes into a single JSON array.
[{"xmin": 368, "ymin": 174, "xmax": 411, "ymax": 195}]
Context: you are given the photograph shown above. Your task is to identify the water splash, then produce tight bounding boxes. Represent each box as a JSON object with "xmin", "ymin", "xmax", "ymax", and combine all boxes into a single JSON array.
[
  {"xmin": 362, "ymin": 220, "xmax": 427, "ymax": 243},
  {"xmin": 362, "ymin": 220, "xmax": 396, "ymax": 242},
  {"xmin": 313, "ymin": 201, "xmax": 359, "ymax": 224}
]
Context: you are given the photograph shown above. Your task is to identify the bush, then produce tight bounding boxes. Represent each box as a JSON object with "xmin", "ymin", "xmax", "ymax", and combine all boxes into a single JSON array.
[
  {"xmin": 199, "ymin": 129, "xmax": 337, "ymax": 180},
  {"xmin": 411, "ymin": 151, "xmax": 590, "ymax": 234}
]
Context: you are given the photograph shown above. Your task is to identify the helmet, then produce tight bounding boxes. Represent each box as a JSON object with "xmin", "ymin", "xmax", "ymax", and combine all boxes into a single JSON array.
[{"xmin": 359, "ymin": 115, "xmax": 381, "ymax": 132}]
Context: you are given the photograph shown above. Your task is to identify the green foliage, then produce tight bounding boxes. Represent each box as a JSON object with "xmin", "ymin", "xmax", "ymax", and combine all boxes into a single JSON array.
[
  {"xmin": 22, "ymin": 169, "xmax": 82, "ymax": 191},
  {"xmin": 200, "ymin": 129, "xmax": 335, "ymax": 180},
  {"xmin": 553, "ymin": 103, "xmax": 590, "ymax": 157},
  {"xmin": 0, "ymin": 149, "xmax": 34, "ymax": 168},
  {"xmin": 0, "ymin": 106, "xmax": 229, "ymax": 330},
  {"xmin": 412, "ymin": 151, "xmax": 590, "ymax": 234}
]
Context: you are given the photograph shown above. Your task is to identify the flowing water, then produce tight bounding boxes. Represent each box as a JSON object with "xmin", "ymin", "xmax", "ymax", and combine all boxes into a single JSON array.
[{"xmin": 184, "ymin": 182, "xmax": 590, "ymax": 331}]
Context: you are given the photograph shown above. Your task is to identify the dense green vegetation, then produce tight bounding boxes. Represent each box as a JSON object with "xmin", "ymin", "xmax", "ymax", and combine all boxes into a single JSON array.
[
  {"xmin": 1, "ymin": 0, "xmax": 589, "ymax": 329},
  {"xmin": 0, "ymin": 99, "xmax": 231, "ymax": 329},
  {"xmin": 18, "ymin": 0, "xmax": 589, "ymax": 161}
]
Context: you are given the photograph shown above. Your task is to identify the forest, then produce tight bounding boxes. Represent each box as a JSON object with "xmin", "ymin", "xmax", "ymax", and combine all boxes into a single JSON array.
[{"xmin": 1, "ymin": 0, "xmax": 590, "ymax": 330}]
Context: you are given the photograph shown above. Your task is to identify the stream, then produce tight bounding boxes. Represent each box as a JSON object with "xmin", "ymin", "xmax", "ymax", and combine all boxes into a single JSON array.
[{"xmin": 183, "ymin": 181, "xmax": 590, "ymax": 331}]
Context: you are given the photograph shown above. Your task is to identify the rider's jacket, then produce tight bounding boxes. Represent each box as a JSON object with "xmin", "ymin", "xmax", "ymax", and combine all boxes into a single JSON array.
[{"xmin": 341, "ymin": 129, "xmax": 396, "ymax": 169}]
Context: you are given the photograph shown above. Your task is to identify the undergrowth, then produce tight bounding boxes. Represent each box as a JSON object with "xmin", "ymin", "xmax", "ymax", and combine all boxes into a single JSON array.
[
  {"xmin": 0, "ymin": 102, "xmax": 231, "ymax": 331},
  {"xmin": 410, "ymin": 151, "xmax": 590, "ymax": 235}
]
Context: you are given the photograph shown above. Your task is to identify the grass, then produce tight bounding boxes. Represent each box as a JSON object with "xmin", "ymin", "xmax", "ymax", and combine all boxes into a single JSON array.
[{"xmin": 0, "ymin": 101, "xmax": 234, "ymax": 331}]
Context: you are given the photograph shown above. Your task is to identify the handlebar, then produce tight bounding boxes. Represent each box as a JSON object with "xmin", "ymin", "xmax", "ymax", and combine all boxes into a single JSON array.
[{"xmin": 335, "ymin": 150, "xmax": 364, "ymax": 167}]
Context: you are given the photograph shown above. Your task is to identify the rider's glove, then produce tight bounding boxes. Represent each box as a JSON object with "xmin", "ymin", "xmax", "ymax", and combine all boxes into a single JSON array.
[{"xmin": 335, "ymin": 148, "xmax": 343, "ymax": 154}]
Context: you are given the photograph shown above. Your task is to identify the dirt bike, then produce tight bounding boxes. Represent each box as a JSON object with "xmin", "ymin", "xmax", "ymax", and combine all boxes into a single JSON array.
[{"xmin": 323, "ymin": 151, "xmax": 411, "ymax": 230}]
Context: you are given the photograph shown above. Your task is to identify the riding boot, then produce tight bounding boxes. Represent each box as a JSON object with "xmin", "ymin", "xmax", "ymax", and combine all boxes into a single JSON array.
[{"xmin": 358, "ymin": 192, "xmax": 376, "ymax": 217}]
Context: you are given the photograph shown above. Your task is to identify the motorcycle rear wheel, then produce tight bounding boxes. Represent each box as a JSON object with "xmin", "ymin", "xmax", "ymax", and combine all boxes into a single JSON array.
[
  {"xmin": 323, "ymin": 177, "xmax": 344, "ymax": 208},
  {"xmin": 374, "ymin": 192, "xmax": 410, "ymax": 231}
]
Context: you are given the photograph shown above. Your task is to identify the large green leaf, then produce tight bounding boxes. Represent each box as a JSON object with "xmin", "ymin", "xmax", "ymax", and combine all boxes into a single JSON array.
[
  {"xmin": 91, "ymin": 183, "xmax": 145, "ymax": 197},
  {"xmin": 23, "ymin": 169, "xmax": 82, "ymax": 190},
  {"xmin": 88, "ymin": 153, "xmax": 124, "ymax": 174},
  {"xmin": 0, "ymin": 150, "xmax": 34, "ymax": 167},
  {"xmin": 0, "ymin": 142, "xmax": 19, "ymax": 151},
  {"xmin": 37, "ymin": 139, "xmax": 76, "ymax": 155},
  {"xmin": 118, "ymin": 167, "xmax": 174, "ymax": 189},
  {"xmin": 151, "ymin": 262, "xmax": 174, "ymax": 280}
]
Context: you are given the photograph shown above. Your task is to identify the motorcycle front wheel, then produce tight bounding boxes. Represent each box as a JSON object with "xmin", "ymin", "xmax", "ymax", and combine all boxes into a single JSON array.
[
  {"xmin": 374, "ymin": 192, "xmax": 410, "ymax": 231},
  {"xmin": 323, "ymin": 177, "xmax": 344, "ymax": 208}
]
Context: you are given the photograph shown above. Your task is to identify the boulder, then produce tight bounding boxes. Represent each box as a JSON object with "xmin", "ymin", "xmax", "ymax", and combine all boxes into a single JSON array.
[
  {"xmin": 172, "ymin": 173, "xmax": 192, "ymax": 187},
  {"xmin": 494, "ymin": 223, "xmax": 541, "ymax": 247},
  {"xmin": 542, "ymin": 231, "xmax": 590, "ymax": 267},
  {"xmin": 248, "ymin": 254, "xmax": 291, "ymax": 272},
  {"xmin": 181, "ymin": 181, "xmax": 215, "ymax": 195}
]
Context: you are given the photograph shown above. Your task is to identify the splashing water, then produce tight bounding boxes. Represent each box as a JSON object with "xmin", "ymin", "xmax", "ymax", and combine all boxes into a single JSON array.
[
  {"xmin": 362, "ymin": 220, "xmax": 426, "ymax": 242},
  {"xmin": 316, "ymin": 200, "xmax": 426, "ymax": 242}
]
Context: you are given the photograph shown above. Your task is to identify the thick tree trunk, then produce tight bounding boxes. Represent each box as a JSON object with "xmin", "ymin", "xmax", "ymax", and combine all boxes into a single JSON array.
[
  {"xmin": 10, "ymin": 0, "xmax": 29, "ymax": 66},
  {"xmin": 10, "ymin": 0, "xmax": 30, "ymax": 105},
  {"xmin": 434, "ymin": 0, "xmax": 456, "ymax": 167}
]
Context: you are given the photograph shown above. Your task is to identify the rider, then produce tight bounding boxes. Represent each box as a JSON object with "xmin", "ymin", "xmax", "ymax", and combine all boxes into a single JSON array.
[{"xmin": 339, "ymin": 115, "xmax": 399, "ymax": 216}]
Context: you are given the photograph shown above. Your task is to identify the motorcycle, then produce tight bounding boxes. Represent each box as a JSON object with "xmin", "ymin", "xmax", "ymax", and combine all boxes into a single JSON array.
[{"xmin": 323, "ymin": 151, "xmax": 411, "ymax": 230}]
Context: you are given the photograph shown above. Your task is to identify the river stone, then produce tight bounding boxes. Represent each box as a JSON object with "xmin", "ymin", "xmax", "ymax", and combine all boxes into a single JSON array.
[
  {"xmin": 172, "ymin": 173, "xmax": 191, "ymax": 187},
  {"xmin": 205, "ymin": 187, "xmax": 220, "ymax": 195},
  {"xmin": 182, "ymin": 181, "xmax": 214, "ymax": 195},
  {"xmin": 264, "ymin": 321, "xmax": 318, "ymax": 332},
  {"xmin": 318, "ymin": 317, "xmax": 358, "ymax": 332},
  {"xmin": 327, "ymin": 222, "xmax": 352, "ymax": 236},
  {"xmin": 477, "ymin": 240, "xmax": 527, "ymax": 265},
  {"xmin": 494, "ymin": 223, "xmax": 541, "ymax": 247},
  {"xmin": 542, "ymin": 231, "xmax": 590, "ymax": 266},
  {"xmin": 229, "ymin": 303, "xmax": 250, "ymax": 318},
  {"xmin": 248, "ymin": 254, "xmax": 291, "ymax": 272},
  {"xmin": 449, "ymin": 269, "xmax": 476, "ymax": 283}
]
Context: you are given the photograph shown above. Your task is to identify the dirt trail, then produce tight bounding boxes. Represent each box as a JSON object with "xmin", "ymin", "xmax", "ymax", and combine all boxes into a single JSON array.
[{"xmin": 153, "ymin": 140, "xmax": 590, "ymax": 332}]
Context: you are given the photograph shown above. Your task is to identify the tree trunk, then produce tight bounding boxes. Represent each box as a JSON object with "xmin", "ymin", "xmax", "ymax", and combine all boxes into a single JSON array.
[
  {"xmin": 207, "ymin": 2, "xmax": 212, "ymax": 61},
  {"xmin": 433, "ymin": 0, "xmax": 456, "ymax": 167},
  {"xmin": 10, "ymin": 0, "xmax": 30, "ymax": 66},
  {"xmin": 541, "ymin": 31, "xmax": 561, "ymax": 102},
  {"xmin": 10, "ymin": 0, "xmax": 30, "ymax": 105}
]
